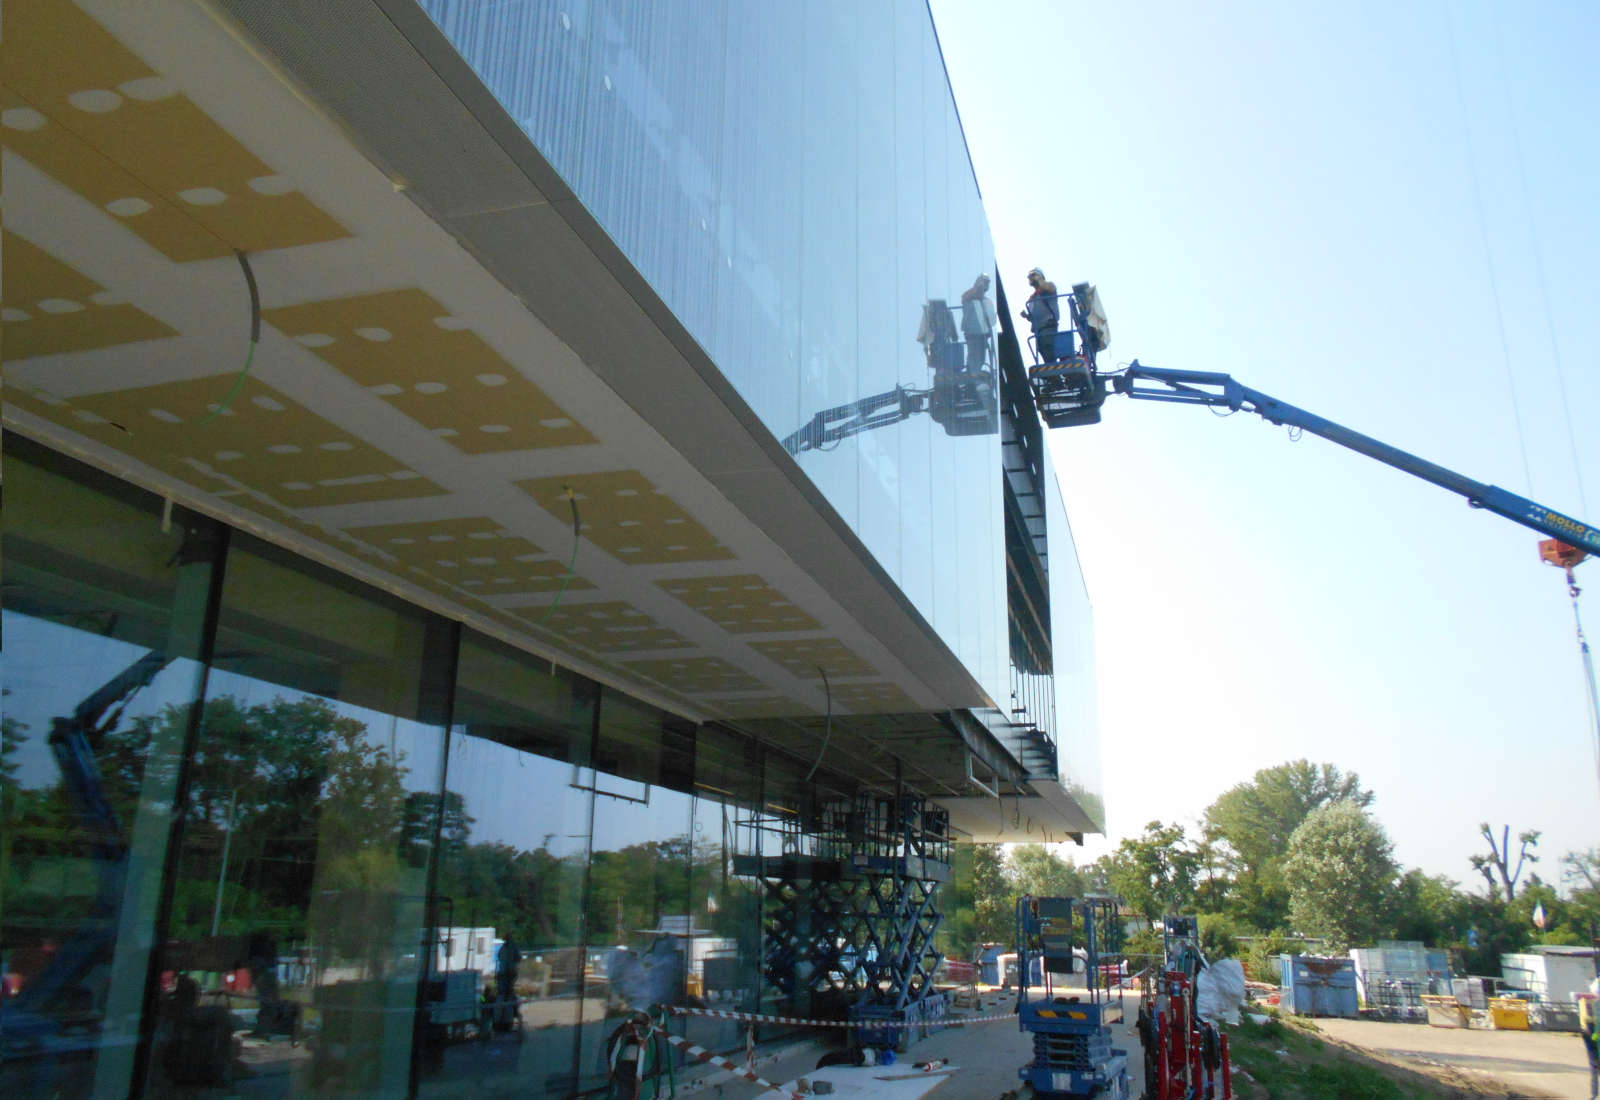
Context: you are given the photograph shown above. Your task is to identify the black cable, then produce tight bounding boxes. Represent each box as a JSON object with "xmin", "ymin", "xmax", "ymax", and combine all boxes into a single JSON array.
[
  {"xmin": 199, "ymin": 250, "xmax": 261, "ymax": 425},
  {"xmin": 804, "ymin": 665, "xmax": 833, "ymax": 782}
]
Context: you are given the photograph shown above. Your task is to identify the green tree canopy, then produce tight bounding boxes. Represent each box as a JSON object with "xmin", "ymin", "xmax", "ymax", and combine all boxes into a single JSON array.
[
  {"xmin": 1389, "ymin": 869, "xmax": 1470, "ymax": 947},
  {"xmin": 970, "ymin": 843, "xmax": 1012, "ymax": 949},
  {"xmin": 1283, "ymin": 800, "xmax": 1398, "ymax": 950},
  {"xmin": 1102, "ymin": 821, "xmax": 1198, "ymax": 923},
  {"xmin": 1009, "ymin": 844, "xmax": 1088, "ymax": 900},
  {"xmin": 1203, "ymin": 760, "xmax": 1373, "ymax": 930}
]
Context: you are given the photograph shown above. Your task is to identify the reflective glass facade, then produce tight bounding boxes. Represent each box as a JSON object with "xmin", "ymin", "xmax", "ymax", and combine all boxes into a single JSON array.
[
  {"xmin": 419, "ymin": 0, "xmax": 1009, "ymax": 708},
  {"xmin": 2, "ymin": 3, "xmax": 1106, "ymax": 1094},
  {"xmin": 1046, "ymin": 470, "xmax": 1104, "ymax": 827},
  {"xmin": 0, "ymin": 440, "xmax": 826, "ymax": 1097}
]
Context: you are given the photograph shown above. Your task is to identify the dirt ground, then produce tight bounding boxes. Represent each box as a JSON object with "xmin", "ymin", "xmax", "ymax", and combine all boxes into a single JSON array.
[{"xmin": 1312, "ymin": 1017, "xmax": 1594, "ymax": 1099}]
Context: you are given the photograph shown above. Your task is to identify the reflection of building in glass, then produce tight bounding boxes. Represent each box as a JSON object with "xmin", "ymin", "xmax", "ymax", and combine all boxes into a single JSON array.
[{"xmin": 2, "ymin": 1, "xmax": 1100, "ymax": 1096}]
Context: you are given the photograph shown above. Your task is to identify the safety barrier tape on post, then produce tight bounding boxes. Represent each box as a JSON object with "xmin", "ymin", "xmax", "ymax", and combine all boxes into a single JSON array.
[
  {"xmin": 660, "ymin": 1030, "xmax": 805, "ymax": 1100},
  {"xmin": 667, "ymin": 1005, "xmax": 1019, "ymax": 1029}
]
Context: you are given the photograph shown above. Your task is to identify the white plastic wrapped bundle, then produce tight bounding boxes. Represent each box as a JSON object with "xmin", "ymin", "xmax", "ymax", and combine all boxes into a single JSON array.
[{"xmin": 1196, "ymin": 958, "xmax": 1247, "ymax": 1025}]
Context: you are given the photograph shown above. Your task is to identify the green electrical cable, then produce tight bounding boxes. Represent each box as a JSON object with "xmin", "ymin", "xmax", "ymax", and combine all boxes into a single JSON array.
[
  {"xmin": 532, "ymin": 491, "xmax": 582, "ymax": 627},
  {"xmin": 199, "ymin": 250, "xmax": 261, "ymax": 426}
]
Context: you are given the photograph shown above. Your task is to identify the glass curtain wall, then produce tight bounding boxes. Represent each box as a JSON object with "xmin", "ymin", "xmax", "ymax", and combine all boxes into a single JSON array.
[
  {"xmin": 2, "ymin": 438, "xmax": 884, "ymax": 1097},
  {"xmin": 418, "ymin": 0, "xmax": 1011, "ymax": 710},
  {"xmin": 145, "ymin": 537, "xmax": 453, "ymax": 1096},
  {"xmin": 1, "ymin": 442, "xmax": 220, "ymax": 1098},
  {"xmin": 1045, "ymin": 470, "xmax": 1104, "ymax": 832},
  {"xmin": 417, "ymin": 631, "xmax": 596, "ymax": 1097}
]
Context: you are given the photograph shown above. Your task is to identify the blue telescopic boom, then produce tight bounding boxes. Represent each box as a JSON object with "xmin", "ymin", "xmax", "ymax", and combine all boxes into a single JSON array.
[{"xmin": 1111, "ymin": 361, "xmax": 1600, "ymax": 558}]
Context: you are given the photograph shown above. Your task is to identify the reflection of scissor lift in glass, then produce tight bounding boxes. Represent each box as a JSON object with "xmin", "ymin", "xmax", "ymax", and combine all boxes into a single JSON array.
[
  {"xmin": 1027, "ymin": 283, "xmax": 1111, "ymax": 429},
  {"xmin": 1014, "ymin": 895, "xmax": 1130, "ymax": 1099},
  {"xmin": 731, "ymin": 796, "xmax": 952, "ymax": 1048}
]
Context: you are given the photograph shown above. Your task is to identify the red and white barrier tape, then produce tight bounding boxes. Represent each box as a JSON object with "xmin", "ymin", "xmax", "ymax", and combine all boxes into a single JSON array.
[
  {"xmin": 661, "ymin": 1031, "xmax": 805, "ymax": 1100},
  {"xmin": 668, "ymin": 1005, "xmax": 1017, "ymax": 1029}
]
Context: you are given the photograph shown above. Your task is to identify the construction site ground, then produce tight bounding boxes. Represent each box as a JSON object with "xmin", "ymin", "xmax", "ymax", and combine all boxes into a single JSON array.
[
  {"xmin": 678, "ymin": 987, "xmax": 1144, "ymax": 1100},
  {"xmin": 685, "ymin": 990, "xmax": 1593, "ymax": 1100},
  {"xmin": 1310, "ymin": 1016, "xmax": 1591, "ymax": 1099}
]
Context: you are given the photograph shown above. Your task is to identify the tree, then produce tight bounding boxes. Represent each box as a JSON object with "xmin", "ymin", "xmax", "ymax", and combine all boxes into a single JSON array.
[
  {"xmin": 1469, "ymin": 824, "xmax": 1540, "ymax": 902},
  {"xmin": 1389, "ymin": 870, "xmax": 1470, "ymax": 947},
  {"xmin": 1009, "ymin": 844, "xmax": 1087, "ymax": 900},
  {"xmin": 1282, "ymin": 801, "xmax": 1398, "ymax": 950},
  {"xmin": 969, "ymin": 844, "xmax": 1012, "ymax": 949},
  {"xmin": 1561, "ymin": 848, "xmax": 1600, "ymax": 894},
  {"xmin": 1103, "ymin": 821, "xmax": 1198, "ymax": 923},
  {"xmin": 1197, "ymin": 912, "xmax": 1241, "ymax": 961},
  {"xmin": 1203, "ymin": 760, "xmax": 1373, "ymax": 931}
]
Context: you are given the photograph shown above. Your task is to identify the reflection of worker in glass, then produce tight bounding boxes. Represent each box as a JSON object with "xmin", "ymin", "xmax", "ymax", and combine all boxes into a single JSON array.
[
  {"xmin": 959, "ymin": 273, "xmax": 996, "ymax": 371},
  {"xmin": 917, "ymin": 298, "xmax": 962, "ymax": 371},
  {"xmin": 1021, "ymin": 267, "xmax": 1061, "ymax": 363},
  {"xmin": 496, "ymin": 935, "xmax": 521, "ymax": 1005},
  {"xmin": 247, "ymin": 929, "xmax": 282, "ymax": 1036}
]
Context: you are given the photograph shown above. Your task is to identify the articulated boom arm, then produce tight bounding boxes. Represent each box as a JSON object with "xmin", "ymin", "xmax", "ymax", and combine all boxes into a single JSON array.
[{"xmin": 1112, "ymin": 361, "xmax": 1600, "ymax": 558}]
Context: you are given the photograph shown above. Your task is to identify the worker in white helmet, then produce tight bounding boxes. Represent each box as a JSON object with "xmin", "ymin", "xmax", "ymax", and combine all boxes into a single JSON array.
[{"xmin": 1021, "ymin": 267, "xmax": 1061, "ymax": 363}]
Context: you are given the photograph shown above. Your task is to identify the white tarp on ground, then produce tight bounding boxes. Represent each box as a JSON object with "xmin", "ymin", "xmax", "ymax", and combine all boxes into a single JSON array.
[{"xmin": 1197, "ymin": 959, "xmax": 1247, "ymax": 1025}]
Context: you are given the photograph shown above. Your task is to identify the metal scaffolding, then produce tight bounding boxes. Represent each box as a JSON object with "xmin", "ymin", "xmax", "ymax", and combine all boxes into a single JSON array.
[{"xmin": 732, "ymin": 793, "xmax": 952, "ymax": 1044}]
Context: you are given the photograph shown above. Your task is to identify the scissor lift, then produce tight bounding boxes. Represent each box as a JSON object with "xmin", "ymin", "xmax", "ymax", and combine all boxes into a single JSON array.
[{"xmin": 1014, "ymin": 895, "xmax": 1130, "ymax": 1099}]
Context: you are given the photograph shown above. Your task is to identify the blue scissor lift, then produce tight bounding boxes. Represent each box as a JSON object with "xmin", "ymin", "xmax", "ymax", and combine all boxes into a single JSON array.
[{"xmin": 1014, "ymin": 895, "xmax": 1130, "ymax": 1099}]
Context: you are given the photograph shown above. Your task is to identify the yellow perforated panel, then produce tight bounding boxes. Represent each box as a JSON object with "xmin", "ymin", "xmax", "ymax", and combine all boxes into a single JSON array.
[
  {"xmin": 344, "ymin": 516, "xmax": 591, "ymax": 596},
  {"xmin": 656, "ymin": 574, "xmax": 820, "ymax": 633},
  {"xmin": 1, "ymin": 0, "xmax": 348, "ymax": 257},
  {"xmin": 522, "ymin": 472, "xmax": 734, "ymax": 565},
  {"xmin": 622, "ymin": 656, "xmax": 766, "ymax": 696},
  {"xmin": 751, "ymin": 638, "xmax": 876, "ymax": 680},
  {"xmin": 1, "ymin": 87, "xmax": 226, "ymax": 263},
  {"xmin": 49, "ymin": 374, "xmax": 446, "ymax": 509},
  {"xmin": 515, "ymin": 600, "xmax": 690, "ymax": 653},
  {"xmin": 828, "ymin": 682, "xmax": 920, "ymax": 713},
  {"xmin": 2, "ymin": 231, "xmax": 176, "ymax": 358},
  {"xmin": 264, "ymin": 290, "xmax": 594, "ymax": 454},
  {"xmin": 702, "ymin": 696, "xmax": 806, "ymax": 719}
]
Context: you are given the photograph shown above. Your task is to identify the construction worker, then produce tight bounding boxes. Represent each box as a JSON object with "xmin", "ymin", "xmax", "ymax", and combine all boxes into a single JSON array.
[{"xmin": 1021, "ymin": 267, "xmax": 1061, "ymax": 363}]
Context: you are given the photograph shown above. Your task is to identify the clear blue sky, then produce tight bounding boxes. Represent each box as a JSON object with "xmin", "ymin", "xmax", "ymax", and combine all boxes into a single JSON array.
[{"xmin": 931, "ymin": 0, "xmax": 1599, "ymax": 888}]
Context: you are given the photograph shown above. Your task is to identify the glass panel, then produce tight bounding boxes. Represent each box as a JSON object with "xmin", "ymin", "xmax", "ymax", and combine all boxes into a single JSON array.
[
  {"xmin": 142, "ymin": 539, "xmax": 448, "ymax": 1096},
  {"xmin": 683, "ymin": 728, "xmax": 763, "ymax": 1052},
  {"xmin": 1046, "ymin": 472, "xmax": 1105, "ymax": 830},
  {"xmin": 417, "ymin": 631, "xmax": 596, "ymax": 1097},
  {"xmin": 1, "ymin": 443, "xmax": 218, "ymax": 1098},
  {"xmin": 575, "ymin": 689, "xmax": 694, "ymax": 1094}
]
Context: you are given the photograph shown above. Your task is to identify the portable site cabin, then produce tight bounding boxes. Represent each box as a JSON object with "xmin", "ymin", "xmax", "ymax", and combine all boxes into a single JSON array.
[
  {"xmin": 434, "ymin": 926, "xmax": 498, "ymax": 977},
  {"xmin": 1500, "ymin": 947, "xmax": 1600, "ymax": 1029}
]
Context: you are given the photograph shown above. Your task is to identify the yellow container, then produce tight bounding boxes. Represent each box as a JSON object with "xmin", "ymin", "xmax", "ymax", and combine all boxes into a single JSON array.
[{"xmin": 1488, "ymin": 997, "xmax": 1531, "ymax": 1030}]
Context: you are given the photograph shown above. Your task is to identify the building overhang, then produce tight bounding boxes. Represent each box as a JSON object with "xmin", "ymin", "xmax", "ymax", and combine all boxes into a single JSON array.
[{"xmin": 2, "ymin": 0, "xmax": 1093, "ymax": 836}]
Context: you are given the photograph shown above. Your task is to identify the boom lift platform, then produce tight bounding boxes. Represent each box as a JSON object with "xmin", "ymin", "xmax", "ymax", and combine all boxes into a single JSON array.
[
  {"xmin": 1013, "ymin": 895, "xmax": 1130, "ymax": 1100},
  {"xmin": 1024, "ymin": 287, "xmax": 1600, "ymax": 562}
]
